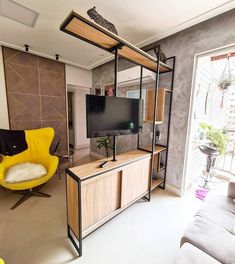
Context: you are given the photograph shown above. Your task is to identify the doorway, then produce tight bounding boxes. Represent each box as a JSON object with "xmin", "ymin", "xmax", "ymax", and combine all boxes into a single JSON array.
[
  {"xmin": 67, "ymin": 85, "xmax": 90, "ymax": 150},
  {"xmin": 184, "ymin": 44, "xmax": 235, "ymax": 193},
  {"xmin": 67, "ymin": 91, "xmax": 75, "ymax": 148}
]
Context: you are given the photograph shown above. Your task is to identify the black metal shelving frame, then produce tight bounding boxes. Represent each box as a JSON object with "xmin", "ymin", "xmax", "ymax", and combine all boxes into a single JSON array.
[
  {"xmin": 136, "ymin": 47, "xmax": 176, "ymax": 200},
  {"xmin": 61, "ymin": 11, "xmax": 175, "ymax": 256}
]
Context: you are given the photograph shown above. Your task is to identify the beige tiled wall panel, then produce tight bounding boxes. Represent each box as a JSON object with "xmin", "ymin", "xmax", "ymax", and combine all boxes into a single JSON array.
[{"xmin": 3, "ymin": 47, "xmax": 68, "ymax": 154}]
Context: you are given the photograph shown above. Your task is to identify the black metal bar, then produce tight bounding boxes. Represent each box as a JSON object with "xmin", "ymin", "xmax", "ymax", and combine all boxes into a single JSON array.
[
  {"xmin": 162, "ymin": 56, "xmax": 176, "ymax": 189},
  {"xmin": 108, "ymin": 43, "xmax": 124, "ymax": 52},
  {"xmin": 68, "ymin": 228, "xmax": 81, "ymax": 255},
  {"xmin": 137, "ymin": 66, "xmax": 143, "ymax": 150},
  {"xmin": 149, "ymin": 44, "xmax": 161, "ymax": 200},
  {"xmin": 112, "ymin": 135, "xmax": 117, "ymax": 162},
  {"xmin": 65, "ymin": 173, "xmax": 70, "ymax": 236},
  {"xmin": 155, "ymin": 144, "xmax": 167, "ymax": 148},
  {"xmin": 112, "ymin": 49, "xmax": 118, "ymax": 162},
  {"xmin": 78, "ymin": 178, "xmax": 82, "ymax": 256},
  {"xmin": 65, "ymin": 169, "xmax": 82, "ymax": 256},
  {"xmin": 114, "ymin": 48, "xmax": 118, "ymax": 97}
]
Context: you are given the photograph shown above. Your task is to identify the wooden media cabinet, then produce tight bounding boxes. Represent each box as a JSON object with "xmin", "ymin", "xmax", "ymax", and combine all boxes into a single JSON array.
[{"xmin": 65, "ymin": 150, "xmax": 160, "ymax": 255}]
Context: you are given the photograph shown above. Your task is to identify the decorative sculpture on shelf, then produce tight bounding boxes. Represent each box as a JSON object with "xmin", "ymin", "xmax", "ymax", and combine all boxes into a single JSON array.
[
  {"xmin": 154, "ymin": 48, "xmax": 167, "ymax": 63},
  {"xmin": 87, "ymin": 6, "xmax": 118, "ymax": 35}
]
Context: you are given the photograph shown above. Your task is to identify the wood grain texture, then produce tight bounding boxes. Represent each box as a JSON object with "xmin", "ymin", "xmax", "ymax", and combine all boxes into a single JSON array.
[
  {"xmin": 141, "ymin": 145, "xmax": 166, "ymax": 154},
  {"xmin": 118, "ymin": 46, "xmax": 159, "ymax": 72},
  {"xmin": 66, "ymin": 175, "xmax": 79, "ymax": 238},
  {"xmin": 65, "ymin": 17, "xmax": 119, "ymax": 49},
  {"xmin": 153, "ymin": 153, "xmax": 159, "ymax": 173},
  {"xmin": 151, "ymin": 178, "xmax": 164, "ymax": 190},
  {"xmin": 146, "ymin": 88, "xmax": 167, "ymax": 123},
  {"xmin": 121, "ymin": 157, "xmax": 151, "ymax": 207},
  {"xmin": 81, "ymin": 170, "xmax": 121, "ymax": 231},
  {"xmin": 61, "ymin": 12, "xmax": 172, "ymax": 73},
  {"xmin": 82, "ymin": 189, "xmax": 149, "ymax": 238},
  {"xmin": 69, "ymin": 150, "xmax": 151, "ymax": 180}
]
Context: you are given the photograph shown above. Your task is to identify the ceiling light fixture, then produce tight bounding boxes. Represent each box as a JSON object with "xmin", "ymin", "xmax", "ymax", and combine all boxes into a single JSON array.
[{"xmin": 0, "ymin": 0, "xmax": 39, "ymax": 27}]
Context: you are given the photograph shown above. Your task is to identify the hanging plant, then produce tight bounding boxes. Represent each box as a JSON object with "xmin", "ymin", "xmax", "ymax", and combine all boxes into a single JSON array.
[
  {"xmin": 217, "ymin": 56, "xmax": 232, "ymax": 108},
  {"xmin": 218, "ymin": 78, "xmax": 232, "ymax": 90}
]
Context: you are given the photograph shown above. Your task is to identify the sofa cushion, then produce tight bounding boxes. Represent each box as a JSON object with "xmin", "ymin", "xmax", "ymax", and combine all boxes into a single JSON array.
[
  {"xmin": 5, "ymin": 162, "xmax": 47, "ymax": 183},
  {"xmin": 196, "ymin": 202, "xmax": 235, "ymax": 235},
  {"xmin": 174, "ymin": 243, "xmax": 221, "ymax": 264},
  {"xmin": 205, "ymin": 194, "xmax": 235, "ymax": 214},
  {"xmin": 181, "ymin": 216, "xmax": 235, "ymax": 264}
]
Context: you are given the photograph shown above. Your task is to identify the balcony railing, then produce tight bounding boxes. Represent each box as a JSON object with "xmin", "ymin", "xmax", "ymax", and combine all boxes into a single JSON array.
[{"xmin": 215, "ymin": 129, "xmax": 235, "ymax": 175}]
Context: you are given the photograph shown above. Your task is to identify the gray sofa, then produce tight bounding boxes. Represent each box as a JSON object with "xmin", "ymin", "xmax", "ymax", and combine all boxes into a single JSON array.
[{"xmin": 174, "ymin": 182, "xmax": 235, "ymax": 264}]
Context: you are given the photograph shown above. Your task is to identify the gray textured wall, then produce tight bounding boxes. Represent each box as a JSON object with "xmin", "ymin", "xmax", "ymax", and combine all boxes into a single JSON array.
[{"xmin": 92, "ymin": 9, "xmax": 235, "ymax": 190}]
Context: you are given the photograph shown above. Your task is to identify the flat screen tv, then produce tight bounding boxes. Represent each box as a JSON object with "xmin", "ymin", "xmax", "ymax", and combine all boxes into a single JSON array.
[{"xmin": 86, "ymin": 95, "xmax": 143, "ymax": 138}]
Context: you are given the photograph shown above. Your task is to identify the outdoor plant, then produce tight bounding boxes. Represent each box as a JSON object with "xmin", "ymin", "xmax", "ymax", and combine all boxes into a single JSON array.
[
  {"xmin": 199, "ymin": 123, "xmax": 228, "ymax": 154},
  {"xmin": 96, "ymin": 136, "xmax": 113, "ymax": 157}
]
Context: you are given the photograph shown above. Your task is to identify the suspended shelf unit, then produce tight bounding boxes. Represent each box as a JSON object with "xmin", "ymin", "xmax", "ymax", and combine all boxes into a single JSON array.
[{"xmin": 60, "ymin": 11, "xmax": 172, "ymax": 73}]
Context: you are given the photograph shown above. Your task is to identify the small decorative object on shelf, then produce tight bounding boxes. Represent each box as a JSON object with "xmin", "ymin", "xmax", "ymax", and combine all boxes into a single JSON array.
[
  {"xmin": 154, "ymin": 48, "xmax": 167, "ymax": 63},
  {"xmin": 155, "ymin": 130, "xmax": 161, "ymax": 145},
  {"xmin": 87, "ymin": 6, "xmax": 118, "ymax": 35},
  {"xmin": 104, "ymin": 83, "xmax": 114, "ymax": 96},
  {"xmin": 94, "ymin": 83, "xmax": 103, "ymax": 96}
]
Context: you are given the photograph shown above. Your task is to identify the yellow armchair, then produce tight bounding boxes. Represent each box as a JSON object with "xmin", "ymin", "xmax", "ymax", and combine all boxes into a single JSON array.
[{"xmin": 0, "ymin": 127, "xmax": 59, "ymax": 209}]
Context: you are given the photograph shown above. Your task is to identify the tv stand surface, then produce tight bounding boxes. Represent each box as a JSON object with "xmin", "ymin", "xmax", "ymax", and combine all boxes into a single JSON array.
[{"xmin": 66, "ymin": 149, "xmax": 152, "ymax": 255}]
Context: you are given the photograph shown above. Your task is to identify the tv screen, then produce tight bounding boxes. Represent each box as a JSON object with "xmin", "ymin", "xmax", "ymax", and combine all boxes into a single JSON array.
[{"xmin": 86, "ymin": 95, "xmax": 143, "ymax": 138}]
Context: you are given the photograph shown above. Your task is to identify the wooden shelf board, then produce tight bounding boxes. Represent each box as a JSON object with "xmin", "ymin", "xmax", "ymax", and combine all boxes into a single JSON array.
[
  {"xmin": 162, "ymin": 88, "xmax": 172, "ymax": 93},
  {"xmin": 60, "ymin": 11, "xmax": 172, "ymax": 73},
  {"xmin": 143, "ymin": 120, "xmax": 163, "ymax": 124},
  {"xmin": 68, "ymin": 149, "xmax": 151, "ymax": 181},
  {"xmin": 141, "ymin": 145, "xmax": 166, "ymax": 154},
  {"xmin": 151, "ymin": 178, "xmax": 164, "ymax": 190},
  {"xmin": 158, "ymin": 167, "xmax": 165, "ymax": 172}
]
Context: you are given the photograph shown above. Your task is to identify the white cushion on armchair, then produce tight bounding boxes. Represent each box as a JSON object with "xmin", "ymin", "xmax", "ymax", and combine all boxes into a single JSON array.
[{"xmin": 5, "ymin": 162, "xmax": 47, "ymax": 183}]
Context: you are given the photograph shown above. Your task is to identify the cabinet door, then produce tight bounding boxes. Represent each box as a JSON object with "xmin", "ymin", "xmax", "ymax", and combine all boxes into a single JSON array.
[
  {"xmin": 81, "ymin": 170, "xmax": 121, "ymax": 231},
  {"xmin": 121, "ymin": 157, "xmax": 150, "ymax": 207}
]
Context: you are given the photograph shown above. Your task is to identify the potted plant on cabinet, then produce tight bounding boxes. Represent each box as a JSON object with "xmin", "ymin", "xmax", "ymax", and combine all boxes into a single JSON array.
[{"xmin": 96, "ymin": 136, "xmax": 113, "ymax": 158}]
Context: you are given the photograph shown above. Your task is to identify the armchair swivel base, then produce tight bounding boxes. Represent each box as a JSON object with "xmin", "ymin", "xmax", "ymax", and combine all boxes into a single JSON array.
[{"xmin": 12, "ymin": 187, "xmax": 51, "ymax": 210}]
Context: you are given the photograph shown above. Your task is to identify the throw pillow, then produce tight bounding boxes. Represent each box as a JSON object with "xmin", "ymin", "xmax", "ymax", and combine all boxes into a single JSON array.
[{"xmin": 5, "ymin": 162, "xmax": 47, "ymax": 183}]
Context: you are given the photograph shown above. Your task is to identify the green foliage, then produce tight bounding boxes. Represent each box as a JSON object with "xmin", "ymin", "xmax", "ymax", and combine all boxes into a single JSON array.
[
  {"xmin": 199, "ymin": 123, "xmax": 228, "ymax": 154},
  {"xmin": 96, "ymin": 136, "xmax": 113, "ymax": 158},
  {"xmin": 199, "ymin": 122, "xmax": 213, "ymax": 131}
]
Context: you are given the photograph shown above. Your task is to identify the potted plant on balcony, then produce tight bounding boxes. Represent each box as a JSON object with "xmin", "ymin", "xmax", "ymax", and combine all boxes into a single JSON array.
[{"xmin": 199, "ymin": 123, "xmax": 228, "ymax": 154}]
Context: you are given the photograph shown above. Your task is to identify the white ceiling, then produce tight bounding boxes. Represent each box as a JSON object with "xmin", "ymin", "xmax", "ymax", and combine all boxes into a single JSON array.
[{"xmin": 0, "ymin": 0, "xmax": 234, "ymax": 70}]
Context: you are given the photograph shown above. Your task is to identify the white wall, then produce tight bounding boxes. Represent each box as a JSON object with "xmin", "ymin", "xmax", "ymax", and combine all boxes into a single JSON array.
[
  {"xmin": 66, "ymin": 64, "xmax": 92, "ymax": 149},
  {"xmin": 0, "ymin": 46, "xmax": 9, "ymax": 129},
  {"xmin": 66, "ymin": 64, "xmax": 92, "ymax": 88}
]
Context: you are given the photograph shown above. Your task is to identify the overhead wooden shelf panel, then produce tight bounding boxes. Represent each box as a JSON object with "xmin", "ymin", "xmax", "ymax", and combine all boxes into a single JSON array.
[{"xmin": 60, "ymin": 11, "xmax": 172, "ymax": 73}]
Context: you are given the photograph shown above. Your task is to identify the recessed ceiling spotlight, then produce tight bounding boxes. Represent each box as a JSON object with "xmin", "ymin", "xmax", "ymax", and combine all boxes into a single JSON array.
[{"xmin": 0, "ymin": 0, "xmax": 39, "ymax": 27}]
